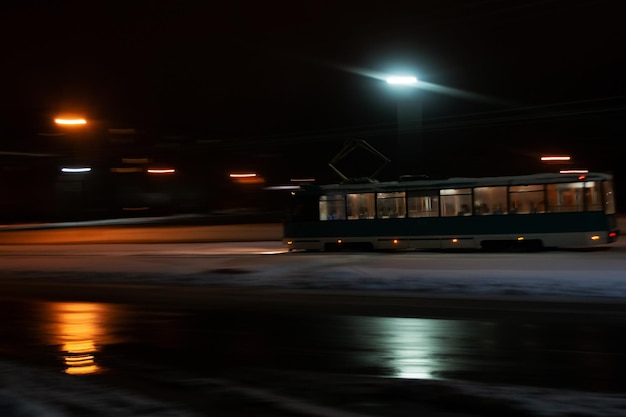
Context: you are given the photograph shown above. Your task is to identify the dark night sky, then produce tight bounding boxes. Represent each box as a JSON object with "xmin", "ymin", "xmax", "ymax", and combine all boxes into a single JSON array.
[{"xmin": 2, "ymin": 0, "xmax": 626, "ymax": 179}]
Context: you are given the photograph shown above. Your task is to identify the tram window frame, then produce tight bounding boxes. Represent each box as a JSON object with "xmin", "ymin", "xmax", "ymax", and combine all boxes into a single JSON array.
[
  {"xmin": 407, "ymin": 190, "xmax": 440, "ymax": 218},
  {"xmin": 319, "ymin": 194, "xmax": 346, "ymax": 221},
  {"xmin": 546, "ymin": 182, "xmax": 584, "ymax": 213},
  {"xmin": 508, "ymin": 184, "xmax": 545, "ymax": 214},
  {"xmin": 440, "ymin": 188, "xmax": 472, "ymax": 217},
  {"xmin": 377, "ymin": 192, "xmax": 406, "ymax": 218},
  {"xmin": 347, "ymin": 193, "xmax": 376, "ymax": 220}
]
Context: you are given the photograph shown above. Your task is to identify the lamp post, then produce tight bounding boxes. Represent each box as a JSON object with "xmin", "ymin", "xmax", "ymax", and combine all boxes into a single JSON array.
[
  {"xmin": 386, "ymin": 76, "xmax": 422, "ymax": 177},
  {"xmin": 53, "ymin": 116, "xmax": 92, "ymax": 220},
  {"xmin": 54, "ymin": 116, "xmax": 89, "ymax": 161}
]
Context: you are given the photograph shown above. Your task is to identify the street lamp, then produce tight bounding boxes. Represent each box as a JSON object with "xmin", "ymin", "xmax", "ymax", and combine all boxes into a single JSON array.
[
  {"xmin": 386, "ymin": 76, "xmax": 418, "ymax": 85},
  {"xmin": 54, "ymin": 116, "xmax": 90, "ymax": 161},
  {"xmin": 54, "ymin": 117, "xmax": 87, "ymax": 125},
  {"xmin": 387, "ymin": 75, "xmax": 422, "ymax": 177}
]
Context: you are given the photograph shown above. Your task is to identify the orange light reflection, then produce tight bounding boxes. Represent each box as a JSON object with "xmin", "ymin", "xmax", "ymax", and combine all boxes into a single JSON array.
[{"xmin": 48, "ymin": 302, "xmax": 114, "ymax": 375}]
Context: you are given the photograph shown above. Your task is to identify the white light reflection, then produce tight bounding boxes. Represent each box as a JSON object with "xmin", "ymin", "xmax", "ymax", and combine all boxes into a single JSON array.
[
  {"xmin": 348, "ymin": 316, "xmax": 469, "ymax": 380},
  {"xmin": 378, "ymin": 317, "xmax": 440, "ymax": 379}
]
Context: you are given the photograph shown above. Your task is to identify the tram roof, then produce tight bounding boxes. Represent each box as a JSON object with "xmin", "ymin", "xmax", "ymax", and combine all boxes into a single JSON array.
[{"xmin": 307, "ymin": 172, "xmax": 613, "ymax": 193}]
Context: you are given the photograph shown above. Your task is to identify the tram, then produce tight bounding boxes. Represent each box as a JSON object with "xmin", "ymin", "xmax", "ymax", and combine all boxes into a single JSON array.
[{"xmin": 282, "ymin": 172, "xmax": 620, "ymax": 251}]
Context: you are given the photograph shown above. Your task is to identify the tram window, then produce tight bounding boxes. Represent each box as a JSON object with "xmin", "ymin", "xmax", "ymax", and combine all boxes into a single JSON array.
[
  {"xmin": 407, "ymin": 190, "xmax": 439, "ymax": 218},
  {"xmin": 509, "ymin": 184, "xmax": 545, "ymax": 214},
  {"xmin": 440, "ymin": 188, "xmax": 472, "ymax": 217},
  {"xmin": 473, "ymin": 187, "xmax": 507, "ymax": 215},
  {"xmin": 347, "ymin": 193, "xmax": 375, "ymax": 220},
  {"xmin": 319, "ymin": 194, "xmax": 346, "ymax": 220},
  {"xmin": 377, "ymin": 192, "xmax": 406, "ymax": 218},
  {"xmin": 584, "ymin": 181, "xmax": 603, "ymax": 211},
  {"xmin": 547, "ymin": 183, "xmax": 584, "ymax": 212},
  {"xmin": 603, "ymin": 181, "xmax": 616, "ymax": 214}
]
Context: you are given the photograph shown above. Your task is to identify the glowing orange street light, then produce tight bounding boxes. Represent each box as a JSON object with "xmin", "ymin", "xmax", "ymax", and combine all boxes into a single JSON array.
[{"xmin": 55, "ymin": 117, "xmax": 87, "ymax": 125}]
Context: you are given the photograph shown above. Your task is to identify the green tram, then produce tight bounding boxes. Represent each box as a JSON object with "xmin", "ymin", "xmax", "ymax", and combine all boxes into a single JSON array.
[{"xmin": 282, "ymin": 172, "xmax": 620, "ymax": 251}]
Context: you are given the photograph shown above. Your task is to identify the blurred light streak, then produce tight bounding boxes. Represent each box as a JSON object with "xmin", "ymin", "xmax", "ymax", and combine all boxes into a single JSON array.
[
  {"xmin": 55, "ymin": 118, "xmax": 87, "ymax": 125},
  {"xmin": 229, "ymin": 173, "xmax": 257, "ymax": 178},
  {"xmin": 560, "ymin": 169, "xmax": 588, "ymax": 174},
  {"xmin": 264, "ymin": 185, "xmax": 300, "ymax": 190},
  {"xmin": 386, "ymin": 76, "xmax": 418, "ymax": 85},
  {"xmin": 541, "ymin": 156, "xmax": 571, "ymax": 161},
  {"xmin": 234, "ymin": 177, "xmax": 265, "ymax": 184},
  {"xmin": 147, "ymin": 168, "xmax": 176, "ymax": 174},
  {"xmin": 336, "ymin": 65, "xmax": 511, "ymax": 105},
  {"xmin": 61, "ymin": 167, "xmax": 92, "ymax": 173}
]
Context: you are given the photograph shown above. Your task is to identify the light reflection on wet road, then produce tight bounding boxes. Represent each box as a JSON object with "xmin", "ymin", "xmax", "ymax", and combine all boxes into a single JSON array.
[{"xmin": 2, "ymin": 297, "xmax": 626, "ymax": 394}]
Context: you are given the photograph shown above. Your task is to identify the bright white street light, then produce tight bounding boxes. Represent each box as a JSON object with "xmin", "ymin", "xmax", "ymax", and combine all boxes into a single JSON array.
[{"xmin": 386, "ymin": 76, "xmax": 418, "ymax": 85}]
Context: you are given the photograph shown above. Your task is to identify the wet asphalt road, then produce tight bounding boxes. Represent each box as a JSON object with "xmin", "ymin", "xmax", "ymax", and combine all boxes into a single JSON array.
[
  {"xmin": 1, "ymin": 288, "xmax": 626, "ymax": 416},
  {"xmin": 1, "ymin": 217, "xmax": 626, "ymax": 416}
]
